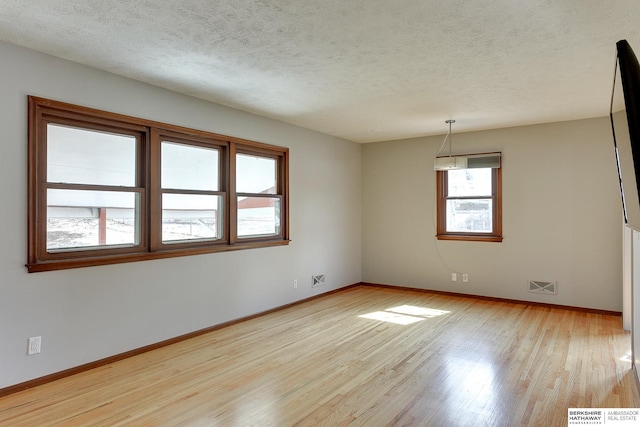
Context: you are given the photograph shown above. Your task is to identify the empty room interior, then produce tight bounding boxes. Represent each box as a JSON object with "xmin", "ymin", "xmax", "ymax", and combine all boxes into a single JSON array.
[{"xmin": 2, "ymin": 1, "xmax": 640, "ymax": 425}]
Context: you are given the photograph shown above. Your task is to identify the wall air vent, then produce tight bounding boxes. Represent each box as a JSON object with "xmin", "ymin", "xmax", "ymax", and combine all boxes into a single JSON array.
[
  {"xmin": 312, "ymin": 274, "xmax": 326, "ymax": 287},
  {"xmin": 528, "ymin": 280, "xmax": 557, "ymax": 295}
]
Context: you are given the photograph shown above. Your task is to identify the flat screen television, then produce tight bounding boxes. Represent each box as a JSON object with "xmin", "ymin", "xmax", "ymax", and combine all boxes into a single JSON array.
[
  {"xmin": 611, "ymin": 38, "xmax": 640, "ymax": 384},
  {"xmin": 611, "ymin": 39, "xmax": 640, "ymax": 232}
]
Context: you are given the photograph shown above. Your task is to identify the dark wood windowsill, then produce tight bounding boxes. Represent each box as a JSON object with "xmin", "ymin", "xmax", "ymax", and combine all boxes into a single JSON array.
[
  {"xmin": 27, "ymin": 239, "xmax": 290, "ymax": 273},
  {"xmin": 436, "ymin": 234, "xmax": 503, "ymax": 242}
]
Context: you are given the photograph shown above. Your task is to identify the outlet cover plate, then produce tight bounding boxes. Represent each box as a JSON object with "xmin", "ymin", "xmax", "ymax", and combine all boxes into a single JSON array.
[{"xmin": 28, "ymin": 336, "xmax": 41, "ymax": 355}]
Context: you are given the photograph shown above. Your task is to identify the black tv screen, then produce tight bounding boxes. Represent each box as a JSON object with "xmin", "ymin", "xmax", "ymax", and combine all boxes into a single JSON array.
[{"xmin": 611, "ymin": 39, "xmax": 640, "ymax": 232}]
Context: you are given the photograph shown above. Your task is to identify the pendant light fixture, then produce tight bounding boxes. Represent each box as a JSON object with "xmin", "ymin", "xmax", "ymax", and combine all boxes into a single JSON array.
[
  {"xmin": 434, "ymin": 119, "xmax": 465, "ymax": 170},
  {"xmin": 433, "ymin": 120, "xmax": 501, "ymax": 170}
]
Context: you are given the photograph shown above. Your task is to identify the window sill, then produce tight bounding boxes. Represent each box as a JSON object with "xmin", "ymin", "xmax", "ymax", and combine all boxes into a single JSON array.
[
  {"xmin": 26, "ymin": 239, "xmax": 290, "ymax": 273},
  {"xmin": 436, "ymin": 234, "xmax": 503, "ymax": 243}
]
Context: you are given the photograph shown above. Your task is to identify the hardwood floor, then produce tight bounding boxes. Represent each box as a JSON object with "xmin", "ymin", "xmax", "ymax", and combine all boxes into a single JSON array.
[{"xmin": 1, "ymin": 285, "xmax": 638, "ymax": 426}]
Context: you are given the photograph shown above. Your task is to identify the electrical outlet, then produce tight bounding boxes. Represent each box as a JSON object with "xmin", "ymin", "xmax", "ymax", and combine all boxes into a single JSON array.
[
  {"xmin": 462, "ymin": 274, "xmax": 469, "ymax": 283},
  {"xmin": 28, "ymin": 336, "xmax": 41, "ymax": 355},
  {"xmin": 451, "ymin": 273, "xmax": 457, "ymax": 281},
  {"xmin": 293, "ymin": 279, "xmax": 298, "ymax": 288}
]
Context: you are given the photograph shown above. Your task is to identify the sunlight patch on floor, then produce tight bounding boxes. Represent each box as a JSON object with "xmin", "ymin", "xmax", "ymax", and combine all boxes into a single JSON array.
[
  {"xmin": 359, "ymin": 311, "xmax": 425, "ymax": 325},
  {"xmin": 387, "ymin": 305, "xmax": 450, "ymax": 318},
  {"xmin": 359, "ymin": 305, "xmax": 450, "ymax": 325}
]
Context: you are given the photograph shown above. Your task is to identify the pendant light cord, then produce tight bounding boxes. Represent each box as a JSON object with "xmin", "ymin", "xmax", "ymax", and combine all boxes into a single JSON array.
[{"xmin": 435, "ymin": 120, "xmax": 455, "ymax": 157}]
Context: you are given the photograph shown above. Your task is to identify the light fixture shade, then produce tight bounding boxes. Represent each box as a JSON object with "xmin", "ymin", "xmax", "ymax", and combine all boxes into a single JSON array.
[
  {"xmin": 434, "ymin": 156, "xmax": 468, "ymax": 170},
  {"xmin": 434, "ymin": 153, "xmax": 501, "ymax": 170}
]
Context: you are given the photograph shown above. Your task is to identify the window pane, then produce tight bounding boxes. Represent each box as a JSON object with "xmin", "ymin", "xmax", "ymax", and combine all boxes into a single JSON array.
[
  {"xmin": 446, "ymin": 199, "xmax": 493, "ymax": 233},
  {"xmin": 236, "ymin": 154, "xmax": 276, "ymax": 194},
  {"xmin": 47, "ymin": 124, "xmax": 136, "ymax": 186},
  {"xmin": 448, "ymin": 168, "xmax": 492, "ymax": 197},
  {"xmin": 237, "ymin": 197, "xmax": 281, "ymax": 237},
  {"xmin": 47, "ymin": 189, "xmax": 139, "ymax": 250},
  {"xmin": 162, "ymin": 141, "xmax": 219, "ymax": 191},
  {"xmin": 162, "ymin": 193, "xmax": 223, "ymax": 242}
]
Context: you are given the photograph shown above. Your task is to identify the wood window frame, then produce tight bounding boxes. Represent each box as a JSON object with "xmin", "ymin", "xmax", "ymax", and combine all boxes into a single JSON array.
[
  {"xmin": 27, "ymin": 96, "xmax": 289, "ymax": 273},
  {"xmin": 232, "ymin": 147, "xmax": 287, "ymax": 243},
  {"xmin": 150, "ymin": 129, "xmax": 229, "ymax": 251},
  {"xmin": 436, "ymin": 158, "xmax": 503, "ymax": 242}
]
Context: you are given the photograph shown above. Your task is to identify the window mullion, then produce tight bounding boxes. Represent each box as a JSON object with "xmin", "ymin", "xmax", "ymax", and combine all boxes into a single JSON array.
[
  {"xmin": 236, "ymin": 192, "xmax": 282, "ymax": 198},
  {"xmin": 149, "ymin": 127, "xmax": 162, "ymax": 251},
  {"xmin": 229, "ymin": 142, "xmax": 238, "ymax": 244},
  {"xmin": 493, "ymin": 167, "xmax": 502, "ymax": 239},
  {"xmin": 161, "ymin": 188, "xmax": 225, "ymax": 196},
  {"xmin": 445, "ymin": 195, "xmax": 493, "ymax": 201},
  {"xmin": 46, "ymin": 182, "xmax": 143, "ymax": 192}
]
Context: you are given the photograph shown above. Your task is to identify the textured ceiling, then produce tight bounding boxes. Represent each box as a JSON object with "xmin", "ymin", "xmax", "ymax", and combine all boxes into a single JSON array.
[{"xmin": 1, "ymin": 0, "xmax": 639, "ymax": 142}]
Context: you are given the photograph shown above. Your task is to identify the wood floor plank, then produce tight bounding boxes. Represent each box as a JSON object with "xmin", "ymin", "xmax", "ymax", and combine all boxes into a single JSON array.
[{"xmin": 0, "ymin": 285, "xmax": 638, "ymax": 426}]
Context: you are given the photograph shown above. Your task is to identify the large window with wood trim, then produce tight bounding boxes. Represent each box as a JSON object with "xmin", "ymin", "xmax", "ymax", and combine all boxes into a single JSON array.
[
  {"xmin": 28, "ymin": 96, "xmax": 289, "ymax": 272},
  {"xmin": 436, "ymin": 154, "xmax": 502, "ymax": 242}
]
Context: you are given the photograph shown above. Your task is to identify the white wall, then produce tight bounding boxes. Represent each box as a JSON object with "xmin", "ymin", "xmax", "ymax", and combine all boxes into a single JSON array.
[
  {"xmin": 362, "ymin": 118, "xmax": 623, "ymax": 311},
  {"xmin": 0, "ymin": 39, "xmax": 625, "ymax": 391},
  {"xmin": 0, "ymin": 41, "xmax": 362, "ymax": 389}
]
